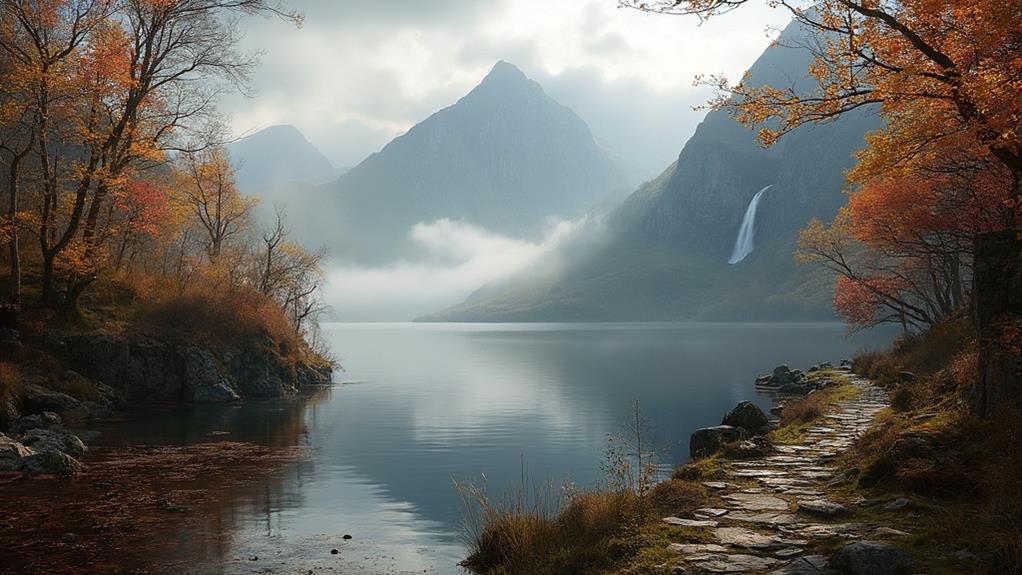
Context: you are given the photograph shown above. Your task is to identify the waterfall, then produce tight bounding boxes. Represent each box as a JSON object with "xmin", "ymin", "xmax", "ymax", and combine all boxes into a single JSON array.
[{"xmin": 728, "ymin": 185, "xmax": 773, "ymax": 265}]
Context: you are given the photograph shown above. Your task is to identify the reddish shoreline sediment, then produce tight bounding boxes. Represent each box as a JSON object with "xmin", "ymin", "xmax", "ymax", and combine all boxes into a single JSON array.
[{"xmin": 0, "ymin": 441, "xmax": 307, "ymax": 575}]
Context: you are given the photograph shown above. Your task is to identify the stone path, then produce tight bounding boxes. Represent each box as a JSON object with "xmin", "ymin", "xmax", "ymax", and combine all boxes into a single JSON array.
[{"xmin": 664, "ymin": 376, "xmax": 894, "ymax": 574}]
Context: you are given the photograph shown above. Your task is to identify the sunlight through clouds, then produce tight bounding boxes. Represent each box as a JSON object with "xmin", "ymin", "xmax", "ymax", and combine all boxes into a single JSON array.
[{"xmin": 224, "ymin": 0, "xmax": 791, "ymax": 176}]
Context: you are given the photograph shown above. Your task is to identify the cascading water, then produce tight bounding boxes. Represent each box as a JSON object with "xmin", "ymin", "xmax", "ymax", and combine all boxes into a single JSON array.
[{"xmin": 728, "ymin": 185, "xmax": 773, "ymax": 264}]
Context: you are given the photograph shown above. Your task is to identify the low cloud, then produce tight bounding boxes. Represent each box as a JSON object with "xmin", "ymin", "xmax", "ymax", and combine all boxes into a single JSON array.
[{"xmin": 321, "ymin": 218, "xmax": 580, "ymax": 321}]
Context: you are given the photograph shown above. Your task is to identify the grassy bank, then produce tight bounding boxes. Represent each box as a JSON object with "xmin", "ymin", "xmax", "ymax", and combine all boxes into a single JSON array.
[
  {"xmin": 840, "ymin": 315, "xmax": 1022, "ymax": 574},
  {"xmin": 1, "ymin": 273, "xmax": 333, "ymax": 433},
  {"xmin": 462, "ymin": 319, "xmax": 1022, "ymax": 575},
  {"xmin": 459, "ymin": 370, "xmax": 861, "ymax": 574}
]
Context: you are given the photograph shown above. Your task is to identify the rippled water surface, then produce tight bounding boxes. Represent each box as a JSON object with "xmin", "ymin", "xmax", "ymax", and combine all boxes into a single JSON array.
[{"xmin": 95, "ymin": 322, "xmax": 893, "ymax": 574}]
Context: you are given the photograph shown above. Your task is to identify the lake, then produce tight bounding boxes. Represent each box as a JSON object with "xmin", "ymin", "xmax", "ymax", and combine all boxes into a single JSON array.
[{"xmin": 91, "ymin": 322, "xmax": 893, "ymax": 574}]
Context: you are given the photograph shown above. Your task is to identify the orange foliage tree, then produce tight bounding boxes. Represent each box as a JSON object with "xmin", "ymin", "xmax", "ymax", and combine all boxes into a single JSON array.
[
  {"xmin": 624, "ymin": 0, "xmax": 1022, "ymax": 330},
  {"xmin": 0, "ymin": 0, "xmax": 301, "ymax": 312}
]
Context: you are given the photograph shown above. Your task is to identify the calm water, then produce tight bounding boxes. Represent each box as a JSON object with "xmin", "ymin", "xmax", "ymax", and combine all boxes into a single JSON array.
[{"xmin": 95, "ymin": 322, "xmax": 893, "ymax": 574}]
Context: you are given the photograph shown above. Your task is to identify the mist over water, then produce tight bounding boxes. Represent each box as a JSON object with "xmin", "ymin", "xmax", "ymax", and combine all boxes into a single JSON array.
[
  {"xmin": 320, "ymin": 217, "xmax": 595, "ymax": 321},
  {"xmin": 728, "ymin": 185, "xmax": 773, "ymax": 264},
  {"xmin": 96, "ymin": 322, "xmax": 894, "ymax": 574}
]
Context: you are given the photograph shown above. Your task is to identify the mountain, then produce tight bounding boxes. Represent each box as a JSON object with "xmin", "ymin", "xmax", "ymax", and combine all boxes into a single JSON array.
[
  {"xmin": 228, "ymin": 124, "xmax": 336, "ymax": 190},
  {"xmin": 423, "ymin": 22, "xmax": 880, "ymax": 322},
  {"xmin": 226, "ymin": 125, "xmax": 339, "ymax": 222},
  {"xmin": 306, "ymin": 61, "xmax": 629, "ymax": 264}
]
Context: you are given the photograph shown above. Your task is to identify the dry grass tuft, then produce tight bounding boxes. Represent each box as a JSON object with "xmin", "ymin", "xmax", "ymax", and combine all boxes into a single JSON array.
[
  {"xmin": 134, "ymin": 283, "xmax": 310, "ymax": 366},
  {"xmin": 458, "ymin": 480, "xmax": 649, "ymax": 575},
  {"xmin": 647, "ymin": 479, "xmax": 707, "ymax": 516},
  {"xmin": 841, "ymin": 314, "xmax": 1022, "ymax": 573},
  {"xmin": 672, "ymin": 456, "xmax": 726, "ymax": 481}
]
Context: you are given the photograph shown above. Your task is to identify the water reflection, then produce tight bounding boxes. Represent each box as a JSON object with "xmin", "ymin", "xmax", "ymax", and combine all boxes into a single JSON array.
[{"xmin": 1, "ymin": 322, "xmax": 894, "ymax": 575}]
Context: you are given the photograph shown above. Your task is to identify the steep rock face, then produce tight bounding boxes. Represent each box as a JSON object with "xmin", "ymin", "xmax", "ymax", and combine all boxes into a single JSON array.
[
  {"xmin": 60, "ymin": 333, "xmax": 331, "ymax": 403},
  {"xmin": 425, "ymin": 21, "xmax": 880, "ymax": 322},
  {"xmin": 307, "ymin": 61, "xmax": 628, "ymax": 264}
]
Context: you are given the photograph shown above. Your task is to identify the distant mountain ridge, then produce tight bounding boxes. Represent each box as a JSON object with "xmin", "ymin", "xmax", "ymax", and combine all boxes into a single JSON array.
[
  {"xmin": 226, "ymin": 124, "xmax": 341, "ymax": 225},
  {"xmin": 228, "ymin": 124, "xmax": 336, "ymax": 191},
  {"xmin": 308, "ymin": 61, "xmax": 629, "ymax": 264},
  {"xmin": 423, "ymin": 21, "xmax": 881, "ymax": 322}
]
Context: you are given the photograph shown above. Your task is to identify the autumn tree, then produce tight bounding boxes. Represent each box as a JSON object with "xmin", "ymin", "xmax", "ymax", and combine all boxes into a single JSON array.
[
  {"xmin": 0, "ymin": 0, "xmax": 112, "ymax": 305},
  {"xmin": 176, "ymin": 147, "xmax": 255, "ymax": 263},
  {"xmin": 625, "ymin": 0, "xmax": 1022, "ymax": 415},
  {"xmin": 0, "ymin": 0, "xmax": 301, "ymax": 311},
  {"xmin": 256, "ymin": 207, "xmax": 326, "ymax": 336}
]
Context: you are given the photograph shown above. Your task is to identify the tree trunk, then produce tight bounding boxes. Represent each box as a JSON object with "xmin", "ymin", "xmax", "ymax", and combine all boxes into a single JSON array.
[
  {"xmin": 971, "ymin": 229, "xmax": 1022, "ymax": 418},
  {"xmin": 6, "ymin": 153, "xmax": 21, "ymax": 305},
  {"xmin": 60, "ymin": 274, "xmax": 96, "ymax": 317},
  {"xmin": 41, "ymin": 251, "xmax": 55, "ymax": 304}
]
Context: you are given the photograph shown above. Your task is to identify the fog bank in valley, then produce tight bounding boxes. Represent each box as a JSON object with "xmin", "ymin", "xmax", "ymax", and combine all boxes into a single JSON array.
[{"xmin": 320, "ymin": 218, "xmax": 590, "ymax": 321}]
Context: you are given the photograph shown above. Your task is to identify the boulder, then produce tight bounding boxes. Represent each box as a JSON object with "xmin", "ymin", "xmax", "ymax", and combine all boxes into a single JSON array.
[
  {"xmin": 831, "ymin": 541, "xmax": 916, "ymax": 575},
  {"xmin": 12, "ymin": 411, "xmax": 62, "ymax": 434},
  {"xmin": 22, "ymin": 384, "xmax": 81, "ymax": 415},
  {"xmin": 21, "ymin": 450, "xmax": 83, "ymax": 477},
  {"xmin": 690, "ymin": 425, "xmax": 746, "ymax": 458},
  {"xmin": 725, "ymin": 436, "xmax": 775, "ymax": 459},
  {"xmin": 889, "ymin": 433, "xmax": 933, "ymax": 460},
  {"xmin": 770, "ymin": 365, "xmax": 795, "ymax": 385},
  {"xmin": 722, "ymin": 401, "xmax": 770, "ymax": 433},
  {"xmin": 20, "ymin": 427, "xmax": 87, "ymax": 458},
  {"xmin": 0, "ymin": 433, "xmax": 33, "ymax": 471}
]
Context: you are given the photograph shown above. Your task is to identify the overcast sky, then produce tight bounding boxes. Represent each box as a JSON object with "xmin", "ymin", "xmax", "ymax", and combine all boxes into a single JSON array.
[{"xmin": 223, "ymin": 0, "xmax": 792, "ymax": 180}]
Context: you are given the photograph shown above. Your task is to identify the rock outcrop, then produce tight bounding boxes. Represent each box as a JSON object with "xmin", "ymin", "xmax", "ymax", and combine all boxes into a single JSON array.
[
  {"xmin": 0, "ymin": 433, "xmax": 33, "ymax": 471},
  {"xmin": 21, "ymin": 384, "xmax": 80, "ymax": 415},
  {"xmin": 20, "ymin": 449, "xmax": 83, "ymax": 477},
  {"xmin": 59, "ymin": 332, "xmax": 331, "ymax": 403},
  {"xmin": 722, "ymin": 401, "xmax": 770, "ymax": 434},
  {"xmin": 0, "ymin": 426, "xmax": 87, "ymax": 477},
  {"xmin": 21, "ymin": 427, "xmax": 86, "ymax": 458},
  {"xmin": 690, "ymin": 425, "xmax": 747, "ymax": 458}
]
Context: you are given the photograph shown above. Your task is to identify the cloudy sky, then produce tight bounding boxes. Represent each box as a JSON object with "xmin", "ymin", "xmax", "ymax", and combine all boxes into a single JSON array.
[
  {"xmin": 221, "ymin": 1, "xmax": 796, "ymax": 320},
  {"xmin": 224, "ymin": 0, "xmax": 792, "ymax": 180}
]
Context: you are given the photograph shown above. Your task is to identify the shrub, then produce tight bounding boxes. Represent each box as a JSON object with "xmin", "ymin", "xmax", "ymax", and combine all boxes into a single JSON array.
[
  {"xmin": 890, "ymin": 385, "xmax": 914, "ymax": 412},
  {"xmin": 853, "ymin": 349, "xmax": 901, "ymax": 382},
  {"xmin": 135, "ymin": 283, "xmax": 309, "ymax": 366},
  {"xmin": 459, "ymin": 482, "xmax": 646, "ymax": 575},
  {"xmin": 672, "ymin": 456, "xmax": 726, "ymax": 481},
  {"xmin": 647, "ymin": 479, "xmax": 707, "ymax": 516}
]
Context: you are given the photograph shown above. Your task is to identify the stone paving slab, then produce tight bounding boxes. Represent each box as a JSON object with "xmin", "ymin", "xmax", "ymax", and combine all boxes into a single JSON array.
[{"xmin": 667, "ymin": 376, "xmax": 891, "ymax": 574}]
